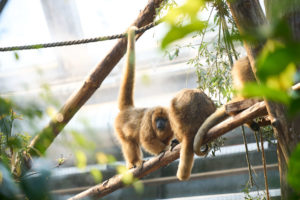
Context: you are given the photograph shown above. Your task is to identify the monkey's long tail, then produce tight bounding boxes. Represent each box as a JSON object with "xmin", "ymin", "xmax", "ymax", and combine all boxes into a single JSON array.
[
  {"xmin": 177, "ymin": 138, "xmax": 194, "ymax": 181},
  {"xmin": 193, "ymin": 106, "xmax": 228, "ymax": 156},
  {"xmin": 118, "ymin": 26, "xmax": 137, "ymax": 111}
]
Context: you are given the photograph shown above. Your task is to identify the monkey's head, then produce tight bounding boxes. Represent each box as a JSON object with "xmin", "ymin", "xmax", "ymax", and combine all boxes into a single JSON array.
[{"xmin": 151, "ymin": 107, "xmax": 173, "ymax": 143}]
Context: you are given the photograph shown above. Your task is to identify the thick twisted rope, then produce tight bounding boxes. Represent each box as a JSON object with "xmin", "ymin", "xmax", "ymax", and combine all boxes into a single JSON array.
[{"xmin": 0, "ymin": 21, "xmax": 160, "ymax": 52}]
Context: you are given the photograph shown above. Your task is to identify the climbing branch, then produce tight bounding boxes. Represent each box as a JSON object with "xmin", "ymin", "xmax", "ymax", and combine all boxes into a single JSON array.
[
  {"xmin": 68, "ymin": 101, "xmax": 267, "ymax": 200},
  {"xmin": 28, "ymin": 0, "xmax": 165, "ymax": 156}
]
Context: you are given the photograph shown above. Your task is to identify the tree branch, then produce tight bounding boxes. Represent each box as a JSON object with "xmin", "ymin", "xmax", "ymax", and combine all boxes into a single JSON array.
[
  {"xmin": 28, "ymin": 0, "xmax": 165, "ymax": 156},
  {"xmin": 68, "ymin": 101, "xmax": 267, "ymax": 200}
]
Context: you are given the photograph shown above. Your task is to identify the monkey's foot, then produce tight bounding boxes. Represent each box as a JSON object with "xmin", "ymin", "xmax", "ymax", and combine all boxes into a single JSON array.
[
  {"xmin": 170, "ymin": 139, "xmax": 179, "ymax": 151},
  {"xmin": 127, "ymin": 160, "xmax": 143, "ymax": 169},
  {"xmin": 250, "ymin": 121, "xmax": 260, "ymax": 132},
  {"xmin": 199, "ymin": 144, "xmax": 209, "ymax": 156}
]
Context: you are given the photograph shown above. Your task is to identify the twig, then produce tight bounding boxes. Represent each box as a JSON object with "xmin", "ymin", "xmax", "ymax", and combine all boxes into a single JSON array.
[
  {"xmin": 241, "ymin": 125, "xmax": 254, "ymax": 187},
  {"xmin": 68, "ymin": 101, "xmax": 267, "ymax": 200},
  {"xmin": 254, "ymin": 131, "xmax": 260, "ymax": 152},
  {"xmin": 260, "ymin": 129, "xmax": 270, "ymax": 200}
]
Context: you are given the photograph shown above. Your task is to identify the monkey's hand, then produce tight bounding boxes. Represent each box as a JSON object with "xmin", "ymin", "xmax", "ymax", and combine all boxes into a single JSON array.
[
  {"xmin": 170, "ymin": 139, "xmax": 180, "ymax": 151},
  {"xmin": 158, "ymin": 150, "xmax": 166, "ymax": 161},
  {"xmin": 249, "ymin": 121, "xmax": 260, "ymax": 132}
]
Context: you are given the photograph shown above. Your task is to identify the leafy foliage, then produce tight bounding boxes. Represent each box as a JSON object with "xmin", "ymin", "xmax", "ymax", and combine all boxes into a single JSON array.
[
  {"xmin": 0, "ymin": 95, "xmax": 55, "ymax": 199},
  {"xmin": 161, "ymin": 0, "xmax": 207, "ymax": 49},
  {"xmin": 163, "ymin": 0, "xmax": 240, "ymax": 104},
  {"xmin": 288, "ymin": 143, "xmax": 300, "ymax": 194},
  {"xmin": 117, "ymin": 165, "xmax": 144, "ymax": 194}
]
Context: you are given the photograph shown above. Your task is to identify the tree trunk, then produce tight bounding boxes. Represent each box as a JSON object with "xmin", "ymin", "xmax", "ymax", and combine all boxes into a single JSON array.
[{"xmin": 227, "ymin": 0, "xmax": 300, "ymax": 199}]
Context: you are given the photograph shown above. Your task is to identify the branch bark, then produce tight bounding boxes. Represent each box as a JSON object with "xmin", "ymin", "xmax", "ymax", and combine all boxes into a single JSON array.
[
  {"xmin": 68, "ymin": 101, "xmax": 267, "ymax": 200},
  {"xmin": 28, "ymin": 0, "xmax": 165, "ymax": 156}
]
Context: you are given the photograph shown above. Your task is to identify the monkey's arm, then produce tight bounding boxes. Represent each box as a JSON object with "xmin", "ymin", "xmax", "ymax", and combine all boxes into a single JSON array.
[
  {"xmin": 193, "ymin": 106, "xmax": 228, "ymax": 156},
  {"xmin": 141, "ymin": 136, "xmax": 169, "ymax": 155}
]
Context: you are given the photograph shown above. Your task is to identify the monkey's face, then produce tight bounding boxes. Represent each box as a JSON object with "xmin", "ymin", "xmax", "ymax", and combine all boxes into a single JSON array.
[
  {"xmin": 152, "ymin": 107, "xmax": 173, "ymax": 142},
  {"xmin": 155, "ymin": 117, "xmax": 168, "ymax": 131}
]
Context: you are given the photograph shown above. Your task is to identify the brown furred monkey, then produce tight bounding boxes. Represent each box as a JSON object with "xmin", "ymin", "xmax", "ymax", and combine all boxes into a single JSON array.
[
  {"xmin": 114, "ymin": 26, "xmax": 173, "ymax": 169},
  {"xmin": 193, "ymin": 56, "xmax": 259, "ymax": 156},
  {"xmin": 169, "ymin": 89, "xmax": 216, "ymax": 180}
]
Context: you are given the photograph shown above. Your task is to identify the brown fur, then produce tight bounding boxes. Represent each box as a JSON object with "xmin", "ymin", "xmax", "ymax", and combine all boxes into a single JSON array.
[
  {"xmin": 114, "ymin": 27, "xmax": 173, "ymax": 169},
  {"xmin": 193, "ymin": 56, "xmax": 257, "ymax": 156},
  {"xmin": 169, "ymin": 89, "xmax": 216, "ymax": 180}
]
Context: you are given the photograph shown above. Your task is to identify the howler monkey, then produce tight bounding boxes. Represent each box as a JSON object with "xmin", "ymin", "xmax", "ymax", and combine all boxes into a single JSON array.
[
  {"xmin": 169, "ymin": 89, "xmax": 216, "ymax": 180},
  {"xmin": 114, "ymin": 26, "xmax": 174, "ymax": 169},
  {"xmin": 193, "ymin": 56, "xmax": 259, "ymax": 156}
]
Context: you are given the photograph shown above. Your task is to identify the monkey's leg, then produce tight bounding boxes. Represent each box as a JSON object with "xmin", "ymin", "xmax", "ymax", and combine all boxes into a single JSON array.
[
  {"xmin": 121, "ymin": 139, "xmax": 143, "ymax": 169},
  {"xmin": 141, "ymin": 137, "xmax": 168, "ymax": 155},
  {"xmin": 177, "ymin": 137, "xmax": 194, "ymax": 181}
]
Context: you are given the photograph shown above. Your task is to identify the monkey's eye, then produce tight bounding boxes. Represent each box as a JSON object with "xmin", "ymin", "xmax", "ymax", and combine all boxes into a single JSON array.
[{"xmin": 155, "ymin": 117, "xmax": 167, "ymax": 130}]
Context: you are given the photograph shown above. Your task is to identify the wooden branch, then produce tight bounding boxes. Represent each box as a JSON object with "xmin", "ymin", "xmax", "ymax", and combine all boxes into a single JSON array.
[
  {"xmin": 28, "ymin": 0, "xmax": 165, "ymax": 156},
  {"xmin": 203, "ymin": 101, "xmax": 267, "ymax": 143},
  {"xmin": 68, "ymin": 101, "xmax": 267, "ymax": 200},
  {"xmin": 225, "ymin": 99, "xmax": 262, "ymax": 114},
  {"xmin": 292, "ymin": 83, "xmax": 300, "ymax": 90},
  {"xmin": 68, "ymin": 145, "xmax": 181, "ymax": 200}
]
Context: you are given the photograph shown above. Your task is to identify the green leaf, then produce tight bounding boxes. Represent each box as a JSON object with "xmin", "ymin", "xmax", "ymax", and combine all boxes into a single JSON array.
[
  {"xmin": 161, "ymin": 19, "xmax": 207, "ymax": 48},
  {"xmin": 14, "ymin": 52, "xmax": 19, "ymax": 60},
  {"xmin": 0, "ymin": 98, "xmax": 12, "ymax": 116},
  {"xmin": 242, "ymin": 82, "xmax": 290, "ymax": 105},
  {"xmin": 265, "ymin": 63, "xmax": 296, "ymax": 91},
  {"xmin": 163, "ymin": 0, "xmax": 205, "ymax": 25},
  {"xmin": 257, "ymin": 41, "xmax": 300, "ymax": 81},
  {"xmin": 0, "ymin": 115, "xmax": 13, "ymax": 137},
  {"xmin": 288, "ymin": 97, "xmax": 300, "ymax": 117},
  {"xmin": 133, "ymin": 180, "xmax": 144, "ymax": 194},
  {"xmin": 71, "ymin": 130, "xmax": 95, "ymax": 150},
  {"xmin": 288, "ymin": 143, "xmax": 300, "ymax": 193},
  {"xmin": 90, "ymin": 168, "xmax": 102, "ymax": 183},
  {"xmin": 75, "ymin": 150, "xmax": 87, "ymax": 169},
  {"xmin": 7, "ymin": 137, "xmax": 22, "ymax": 149},
  {"xmin": 96, "ymin": 152, "xmax": 116, "ymax": 164}
]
